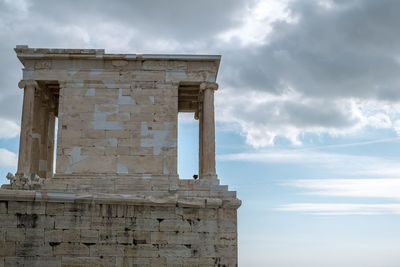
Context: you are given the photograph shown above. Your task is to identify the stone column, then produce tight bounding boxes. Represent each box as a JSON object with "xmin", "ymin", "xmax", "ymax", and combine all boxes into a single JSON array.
[
  {"xmin": 46, "ymin": 104, "xmax": 56, "ymax": 178},
  {"xmin": 198, "ymin": 103, "xmax": 203, "ymax": 178},
  {"xmin": 199, "ymin": 82, "xmax": 218, "ymax": 179},
  {"xmin": 38, "ymin": 95, "xmax": 49, "ymax": 178},
  {"xmin": 30, "ymin": 87, "xmax": 44, "ymax": 176},
  {"xmin": 16, "ymin": 80, "xmax": 38, "ymax": 176}
]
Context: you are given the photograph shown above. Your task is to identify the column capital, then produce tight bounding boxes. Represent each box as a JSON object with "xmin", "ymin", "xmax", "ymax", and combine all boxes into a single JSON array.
[
  {"xmin": 200, "ymin": 82, "xmax": 218, "ymax": 92},
  {"xmin": 18, "ymin": 80, "xmax": 38, "ymax": 89}
]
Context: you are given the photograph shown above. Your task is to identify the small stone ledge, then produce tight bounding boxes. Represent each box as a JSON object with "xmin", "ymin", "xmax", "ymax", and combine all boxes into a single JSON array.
[{"xmin": 0, "ymin": 189, "xmax": 241, "ymax": 209}]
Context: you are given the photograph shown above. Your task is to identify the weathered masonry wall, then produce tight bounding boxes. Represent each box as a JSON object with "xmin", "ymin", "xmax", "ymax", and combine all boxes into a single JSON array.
[
  {"xmin": 56, "ymin": 79, "xmax": 178, "ymax": 176},
  {"xmin": 0, "ymin": 192, "xmax": 238, "ymax": 267}
]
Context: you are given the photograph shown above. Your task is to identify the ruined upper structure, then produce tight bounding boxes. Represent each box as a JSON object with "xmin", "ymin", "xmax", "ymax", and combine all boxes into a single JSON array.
[{"xmin": 15, "ymin": 45, "xmax": 220, "ymax": 182}]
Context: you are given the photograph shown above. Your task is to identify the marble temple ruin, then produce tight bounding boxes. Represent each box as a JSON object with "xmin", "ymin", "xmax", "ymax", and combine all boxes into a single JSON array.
[{"xmin": 0, "ymin": 45, "xmax": 240, "ymax": 266}]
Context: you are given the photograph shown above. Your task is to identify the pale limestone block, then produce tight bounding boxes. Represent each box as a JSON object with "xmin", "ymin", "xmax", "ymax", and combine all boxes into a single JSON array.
[
  {"xmin": 55, "ymin": 216, "xmax": 91, "ymax": 229},
  {"xmin": 143, "ymin": 60, "xmax": 167, "ymax": 70},
  {"xmin": 0, "ymin": 242, "xmax": 15, "ymax": 256},
  {"xmin": 150, "ymin": 257, "xmax": 167, "ymax": 267},
  {"xmin": 91, "ymin": 217, "xmax": 125, "ymax": 230},
  {"xmin": 118, "ymin": 156, "xmax": 163, "ymax": 174},
  {"xmin": 46, "ymin": 202, "xmax": 65, "ymax": 216},
  {"xmin": 192, "ymin": 220, "xmax": 218, "ymax": 233},
  {"xmin": 8, "ymin": 201, "xmax": 27, "ymax": 214},
  {"xmin": 159, "ymin": 219, "xmax": 191, "ymax": 232},
  {"xmin": 127, "ymin": 218, "xmax": 158, "ymax": 232},
  {"xmin": 24, "ymin": 257, "xmax": 61, "ymax": 267},
  {"xmin": 25, "ymin": 229, "xmax": 45, "ymax": 242},
  {"xmin": 187, "ymin": 61, "xmax": 217, "ymax": 72},
  {"xmin": 61, "ymin": 256, "xmax": 115, "ymax": 266},
  {"xmin": 80, "ymin": 229, "xmax": 99, "ymax": 243},
  {"xmin": 132, "ymin": 71, "xmax": 165, "ymax": 82},
  {"xmin": 0, "ymin": 202, "xmax": 7, "ymax": 214},
  {"xmin": 217, "ymin": 219, "xmax": 237, "ymax": 233},
  {"xmin": 54, "ymin": 243, "xmax": 90, "ymax": 256},
  {"xmin": 98, "ymin": 230, "xmax": 117, "ymax": 244},
  {"xmin": 217, "ymin": 232, "xmax": 237, "ymax": 246},
  {"xmin": 89, "ymin": 244, "xmax": 125, "ymax": 256},
  {"xmin": 62, "ymin": 229, "xmax": 81, "ymax": 242},
  {"xmin": 0, "ymin": 229, "xmax": 5, "ymax": 241},
  {"xmin": 5, "ymin": 228, "xmax": 25, "ymax": 242},
  {"xmin": 26, "ymin": 202, "xmax": 45, "ymax": 215},
  {"xmin": 199, "ymin": 257, "xmax": 217, "ymax": 266},
  {"xmin": 116, "ymin": 230, "xmax": 132, "ymax": 244},
  {"xmin": 0, "ymin": 214, "xmax": 17, "ymax": 227},
  {"xmin": 97, "ymin": 104, "xmax": 118, "ymax": 113},
  {"xmin": 16, "ymin": 242, "xmax": 52, "ymax": 257},
  {"xmin": 125, "ymin": 244, "xmax": 158, "ymax": 257},
  {"xmin": 105, "ymin": 130, "xmax": 131, "ymax": 139},
  {"xmin": 45, "ymin": 229, "xmax": 63, "ymax": 242},
  {"xmin": 158, "ymin": 244, "xmax": 191, "ymax": 258},
  {"xmin": 69, "ymin": 156, "xmax": 117, "ymax": 173},
  {"xmin": 132, "ymin": 231, "xmax": 151, "ymax": 244},
  {"xmin": 106, "ymin": 113, "xmax": 130, "ymax": 122},
  {"xmin": 4, "ymin": 257, "xmax": 24, "ymax": 266}
]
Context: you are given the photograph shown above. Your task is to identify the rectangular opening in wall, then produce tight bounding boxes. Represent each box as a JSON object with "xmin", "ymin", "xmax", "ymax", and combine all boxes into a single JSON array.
[
  {"xmin": 177, "ymin": 82, "xmax": 201, "ymax": 179},
  {"xmin": 38, "ymin": 81, "xmax": 59, "ymax": 178}
]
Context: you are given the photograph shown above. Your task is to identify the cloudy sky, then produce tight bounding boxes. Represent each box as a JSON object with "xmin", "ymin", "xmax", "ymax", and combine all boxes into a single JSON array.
[{"xmin": 2, "ymin": 0, "xmax": 400, "ymax": 266}]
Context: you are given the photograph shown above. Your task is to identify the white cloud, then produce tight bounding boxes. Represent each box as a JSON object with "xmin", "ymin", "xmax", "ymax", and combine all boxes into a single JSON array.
[
  {"xmin": 0, "ymin": 148, "xmax": 17, "ymax": 167},
  {"xmin": 278, "ymin": 203, "xmax": 400, "ymax": 215},
  {"xmin": 217, "ymin": 0, "xmax": 295, "ymax": 46},
  {"xmin": 218, "ymin": 146, "xmax": 400, "ymax": 177},
  {"xmin": 0, "ymin": 118, "xmax": 19, "ymax": 139},
  {"xmin": 285, "ymin": 179, "xmax": 400, "ymax": 200}
]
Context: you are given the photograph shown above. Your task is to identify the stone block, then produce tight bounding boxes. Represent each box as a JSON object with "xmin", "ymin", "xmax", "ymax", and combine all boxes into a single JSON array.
[
  {"xmin": 158, "ymin": 244, "xmax": 191, "ymax": 258},
  {"xmin": 80, "ymin": 229, "xmax": 99, "ymax": 243},
  {"xmin": 45, "ymin": 229, "xmax": 63, "ymax": 242},
  {"xmin": 55, "ymin": 216, "xmax": 91, "ymax": 229},
  {"xmin": 46, "ymin": 202, "xmax": 64, "ymax": 216},
  {"xmin": 54, "ymin": 243, "xmax": 90, "ymax": 256},
  {"xmin": 124, "ymin": 244, "xmax": 158, "ymax": 258},
  {"xmin": 90, "ymin": 244, "xmax": 125, "ymax": 257},
  {"xmin": 5, "ymin": 228, "xmax": 25, "ymax": 242},
  {"xmin": 8, "ymin": 201, "xmax": 27, "ymax": 214},
  {"xmin": 0, "ymin": 242, "xmax": 15, "ymax": 256},
  {"xmin": 16, "ymin": 241, "xmax": 52, "ymax": 257},
  {"xmin": 159, "ymin": 219, "xmax": 191, "ymax": 232},
  {"xmin": 26, "ymin": 202, "xmax": 46, "ymax": 215},
  {"xmin": 28, "ymin": 257, "xmax": 61, "ymax": 267},
  {"xmin": 4, "ymin": 257, "xmax": 24, "ymax": 266},
  {"xmin": 61, "ymin": 256, "xmax": 115, "ymax": 267},
  {"xmin": 0, "ymin": 202, "xmax": 7, "ymax": 214},
  {"xmin": 0, "ymin": 214, "xmax": 17, "ymax": 227},
  {"xmin": 62, "ymin": 229, "xmax": 81, "ymax": 242}
]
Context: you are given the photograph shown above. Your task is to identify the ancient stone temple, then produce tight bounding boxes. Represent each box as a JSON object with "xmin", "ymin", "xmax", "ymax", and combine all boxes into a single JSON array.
[{"xmin": 0, "ymin": 45, "xmax": 240, "ymax": 266}]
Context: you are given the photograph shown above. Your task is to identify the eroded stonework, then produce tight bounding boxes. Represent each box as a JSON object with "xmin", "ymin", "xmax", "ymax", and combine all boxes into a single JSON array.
[{"xmin": 0, "ymin": 46, "xmax": 240, "ymax": 266}]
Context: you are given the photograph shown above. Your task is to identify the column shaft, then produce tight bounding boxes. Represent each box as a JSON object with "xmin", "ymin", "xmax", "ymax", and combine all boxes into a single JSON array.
[
  {"xmin": 17, "ymin": 80, "xmax": 37, "ymax": 176},
  {"xmin": 30, "ymin": 90, "xmax": 43, "ymax": 175},
  {"xmin": 38, "ymin": 99, "xmax": 49, "ymax": 178},
  {"xmin": 199, "ymin": 82, "xmax": 218, "ymax": 179},
  {"xmin": 198, "ymin": 105, "xmax": 203, "ymax": 178},
  {"xmin": 46, "ymin": 109, "xmax": 56, "ymax": 178}
]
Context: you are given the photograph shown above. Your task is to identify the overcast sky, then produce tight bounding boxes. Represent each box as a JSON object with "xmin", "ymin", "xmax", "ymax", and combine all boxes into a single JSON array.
[{"xmin": 2, "ymin": 0, "xmax": 400, "ymax": 266}]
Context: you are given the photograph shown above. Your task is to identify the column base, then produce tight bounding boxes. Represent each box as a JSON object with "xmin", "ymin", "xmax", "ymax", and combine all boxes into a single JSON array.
[{"xmin": 200, "ymin": 173, "xmax": 218, "ymax": 179}]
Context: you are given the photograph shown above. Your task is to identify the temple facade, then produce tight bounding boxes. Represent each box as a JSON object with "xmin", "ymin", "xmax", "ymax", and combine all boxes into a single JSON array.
[{"xmin": 0, "ymin": 46, "xmax": 240, "ymax": 266}]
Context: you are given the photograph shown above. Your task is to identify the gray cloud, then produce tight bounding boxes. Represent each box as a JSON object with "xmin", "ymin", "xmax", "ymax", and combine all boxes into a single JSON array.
[
  {"xmin": 1, "ymin": 0, "xmax": 400, "ymax": 146},
  {"xmin": 224, "ymin": 0, "xmax": 400, "ymax": 100}
]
